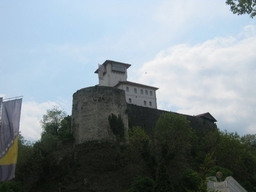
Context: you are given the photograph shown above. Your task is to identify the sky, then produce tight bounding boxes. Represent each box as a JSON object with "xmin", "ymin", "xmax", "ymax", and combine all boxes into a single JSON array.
[{"xmin": 0, "ymin": 0, "xmax": 255, "ymax": 141}]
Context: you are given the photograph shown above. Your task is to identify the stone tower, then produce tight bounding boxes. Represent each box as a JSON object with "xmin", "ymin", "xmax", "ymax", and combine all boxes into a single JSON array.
[{"xmin": 71, "ymin": 86, "xmax": 129, "ymax": 145}]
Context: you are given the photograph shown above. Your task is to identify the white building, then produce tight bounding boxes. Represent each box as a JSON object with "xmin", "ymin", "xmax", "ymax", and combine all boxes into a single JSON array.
[{"xmin": 95, "ymin": 60, "xmax": 158, "ymax": 109}]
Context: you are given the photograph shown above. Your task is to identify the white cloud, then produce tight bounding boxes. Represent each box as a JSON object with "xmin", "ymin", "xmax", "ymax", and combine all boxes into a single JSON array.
[
  {"xmin": 20, "ymin": 100, "xmax": 67, "ymax": 141},
  {"xmin": 136, "ymin": 25, "xmax": 256, "ymax": 136}
]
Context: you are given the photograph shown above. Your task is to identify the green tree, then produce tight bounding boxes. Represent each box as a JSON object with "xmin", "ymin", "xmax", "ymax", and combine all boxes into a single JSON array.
[
  {"xmin": 129, "ymin": 126, "xmax": 151, "ymax": 152},
  {"xmin": 180, "ymin": 168, "xmax": 201, "ymax": 192},
  {"xmin": 195, "ymin": 153, "xmax": 218, "ymax": 192},
  {"xmin": 128, "ymin": 127, "xmax": 157, "ymax": 179},
  {"xmin": 215, "ymin": 131, "xmax": 256, "ymax": 190},
  {"xmin": 108, "ymin": 113, "xmax": 125, "ymax": 140},
  {"xmin": 16, "ymin": 134, "xmax": 34, "ymax": 181},
  {"xmin": 215, "ymin": 131, "xmax": 243, "ymax": 172},
  {"xmin": 154, "ymin": 113, "xmax": 197, "ymax": 191},
  {"xmin": 154, "ymin": 113, "xmax": 194, "ymax": 166},
  {"xmin": 0, "ymin": 181, "xmax": 25, "ymax": 192},
  {"xmin": 58, "ymin": 115, "xmax": 73, "ymax": 142},
  {"xmin": 126, "ymin": 176, "xmax": 155, "ymax": 192},
  {"xmin": 241, "ymin": 134, "xmax": 256, "ymax": 153},
  {"xmin": 41, "ymin": 107, "xmax": 67, "ymax": 136},
  {"xmin": 208, "ymin": 166, "xmax": 233, "ymax": 180},
  {"xmin": 7, "ymin": 109, "xmax": 73, "ymax": 191},
  {"xmin": 226, "ymin": 0, "xmax": 256, "ymax": 18},
  {"xmin": 34, "ymin": 133, "xmax": 63, "ymax": 176},
  {"xmin": 15, "ymin": 133, "xmax": 45, "ymax": 190},
  {"xmin": 154, "ymin": 163, "xmax": 174, "ymax": 192}
]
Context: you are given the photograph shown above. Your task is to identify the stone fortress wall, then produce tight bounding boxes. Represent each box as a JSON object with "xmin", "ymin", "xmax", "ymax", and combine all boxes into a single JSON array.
[
  {"xmin": 127, "ymin": 104, "xmax": 217, "ymax": 137},
  {"xmin": 72, "ymin": 86, "xmax": 217, "ymax": 145},
  {"xmin": 72, "ymin": 86, "xmax": 129, "ymax": 145}
]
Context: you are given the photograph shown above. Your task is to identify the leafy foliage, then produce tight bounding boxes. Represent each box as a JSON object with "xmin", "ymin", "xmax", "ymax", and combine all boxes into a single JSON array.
[
  {"xmin": 126, "ymin": 176, "xmax": 155, "ymax": 192},
  {"xmin": 180, "ymin": 169, "xmax": 201, "ymax": 191},
  {"xmin": 9, "ymin": 108, "xmax": 256, "ymax": 191},
  {"xmin": 226, "ymin": 0, "xmax": 256, "ymax": 17},
  {"xmin": 58, "ymin": 115, "xmax": 73, "ymax": 141},
  {"xmin": 9, "ymin": 108, "xmax": 73, "ymax": 191},
  {"xmin": 154, "ymin": 113, "xmax": 194, "ymax": 167},
  {"xmin": 129, "ymin": 126, "xmax": 151, "ymax": 152},
  {"xmin": 41, "ymin": 106, "xmax": 67, "ymax": 136},
  {"xmin": 108, "ymin": 113, "xmax": 125, "ymax": 140},
  {"xmin": 154, "ymin": 163, "xmax": 174, "ymax": 192},
  {"xmin": 208, "ymin": 166, "xmax": 233, "ymax": 180},
  {"xmin": 0, "ymin": 181, "xmax": 25, "ymax": 192},
  {"xmin": 128, "ymin": 126, "xmax": 157, "ymax": 179},
  {"xmin": 241, "ymin": 134, "xmax": 256, "ymax": 152},
  {"xmin": 126, "ymin": 113, "xmax": 256, "ymax": 191}
]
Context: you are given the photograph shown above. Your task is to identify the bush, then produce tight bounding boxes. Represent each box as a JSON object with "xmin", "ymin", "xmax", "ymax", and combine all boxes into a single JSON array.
[
  {"xmin": 0, "ymin": 181, "xmax": 25, "ymax": 192},
  {"xmin": 108, "ymin": 114, "xmax": 125, "ymax": 140},
  {"xmin": 180, "ymin": 169, "xmax": 201, "ymax": 191},
  {"xmin": 126, "ymin": 176, "xmax": 155, "ymax": 192}
]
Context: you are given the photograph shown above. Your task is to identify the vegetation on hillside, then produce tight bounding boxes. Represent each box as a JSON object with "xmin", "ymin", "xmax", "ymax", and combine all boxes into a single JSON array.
[
  {"xmin": 0, "ymin": 107, "xmax": 73, "ymax": 192},
  {"xmin": 1, "ymin": 108, "xmax": 256, "ymax": 191}
]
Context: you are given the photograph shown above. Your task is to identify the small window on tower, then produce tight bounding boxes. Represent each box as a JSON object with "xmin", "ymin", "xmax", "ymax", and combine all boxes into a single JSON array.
[
  {"xmin": 149, "ymin": 101, "xmax": 152, "ymax": 106},
  {"xmin": 134, "ymin": 88, "xmax": 137, "ymax": 93},
  {"xmin": 150, "ymin": 91, "xmax": 153, "ymax": 96},
  {"xmin": 144, "ymin": 101, "xmax": 146, "ymax": 106},
  {"xmin": 126, "ymin": 87, "xmax": 129, "ymax": 92},
  {"xmin": 141, "ymin": 89, "xmax": 143, "ymax": 94},
  {"xmin": 129, "ymin": 98, "xmax": 132, "ymax": 103},
  {"xmin": 145, "ymin": 90, "xmax": 148, "ymax": 95}
]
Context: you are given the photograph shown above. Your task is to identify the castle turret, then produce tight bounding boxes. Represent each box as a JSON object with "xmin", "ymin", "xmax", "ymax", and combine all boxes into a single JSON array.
[
  {"xmin": 95, "ymin": 60, "xmax": 158, "ymax": 109},
  {"xmin": 94, "ymin": 60, "xmax": 131, "ymax": 87},
  {"xmin": 72, "ymin": 86, "xmax": 129, "ymax": 145}
]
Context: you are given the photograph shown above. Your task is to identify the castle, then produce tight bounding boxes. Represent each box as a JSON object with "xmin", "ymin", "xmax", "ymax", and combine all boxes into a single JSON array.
[
  {"xmin": 71, "ymin": 60, "xmax": 217, "ymax": 145},
  {"xmin": 95, "ymin": 60, "xmax": 158, "ymax": 109},
  {"xmin": 70, "ymin": 60, "xmax": 249, "ymax": 192}
]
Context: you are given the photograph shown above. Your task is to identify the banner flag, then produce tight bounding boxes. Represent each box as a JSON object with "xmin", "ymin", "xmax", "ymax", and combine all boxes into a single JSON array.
[{"xmin": 0, "ymin": 98, "xmax": 22, "ymax": 182}]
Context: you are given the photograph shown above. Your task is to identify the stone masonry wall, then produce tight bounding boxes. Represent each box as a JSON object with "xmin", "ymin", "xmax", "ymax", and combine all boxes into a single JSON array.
[
  {"xmin": 72, "ymin": 86, "xmax": 217, "ymax": 145},
  {"xmin": 127, "ymin": 104, "xmax": 217, "ymax": 137},
  {"xmin": 72, "ymin": 86, "xmax": 129, "ymax": 145}
]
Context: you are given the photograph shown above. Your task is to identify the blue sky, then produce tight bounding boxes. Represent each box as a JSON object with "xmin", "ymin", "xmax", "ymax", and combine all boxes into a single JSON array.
[{"xmin": 0, "ymin": 0, "xmax": 255, "ymax": 141}]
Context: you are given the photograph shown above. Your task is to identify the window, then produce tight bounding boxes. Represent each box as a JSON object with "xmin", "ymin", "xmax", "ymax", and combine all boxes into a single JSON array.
[
  {"xmin": 126, "ymin": 87, "xmax": 129, "ymax": 92},
  {"xmin": 134, "ymin": 88, "xmax": 137, "ymax": 93},
  {"xmin": 150, "ymin": 91, "xmax": 153, "ymax": 96},
  {"xmin": 149, "ymin": 101, "xmax": 152, "ymax": 106},
  {"xmin": 145, "ymin": 90, "xmax": 148, "ymax": 95},
  {"xmin": 129, "ymin": 98, "xmax": 132, "ymax": 103},
  {"xmin": 141, "ymin": 89, "xmax": 143, "ymax": 94},
  {"xmin": 144, "ymin": 101, "xmax": 146, "ymax": 106}
]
